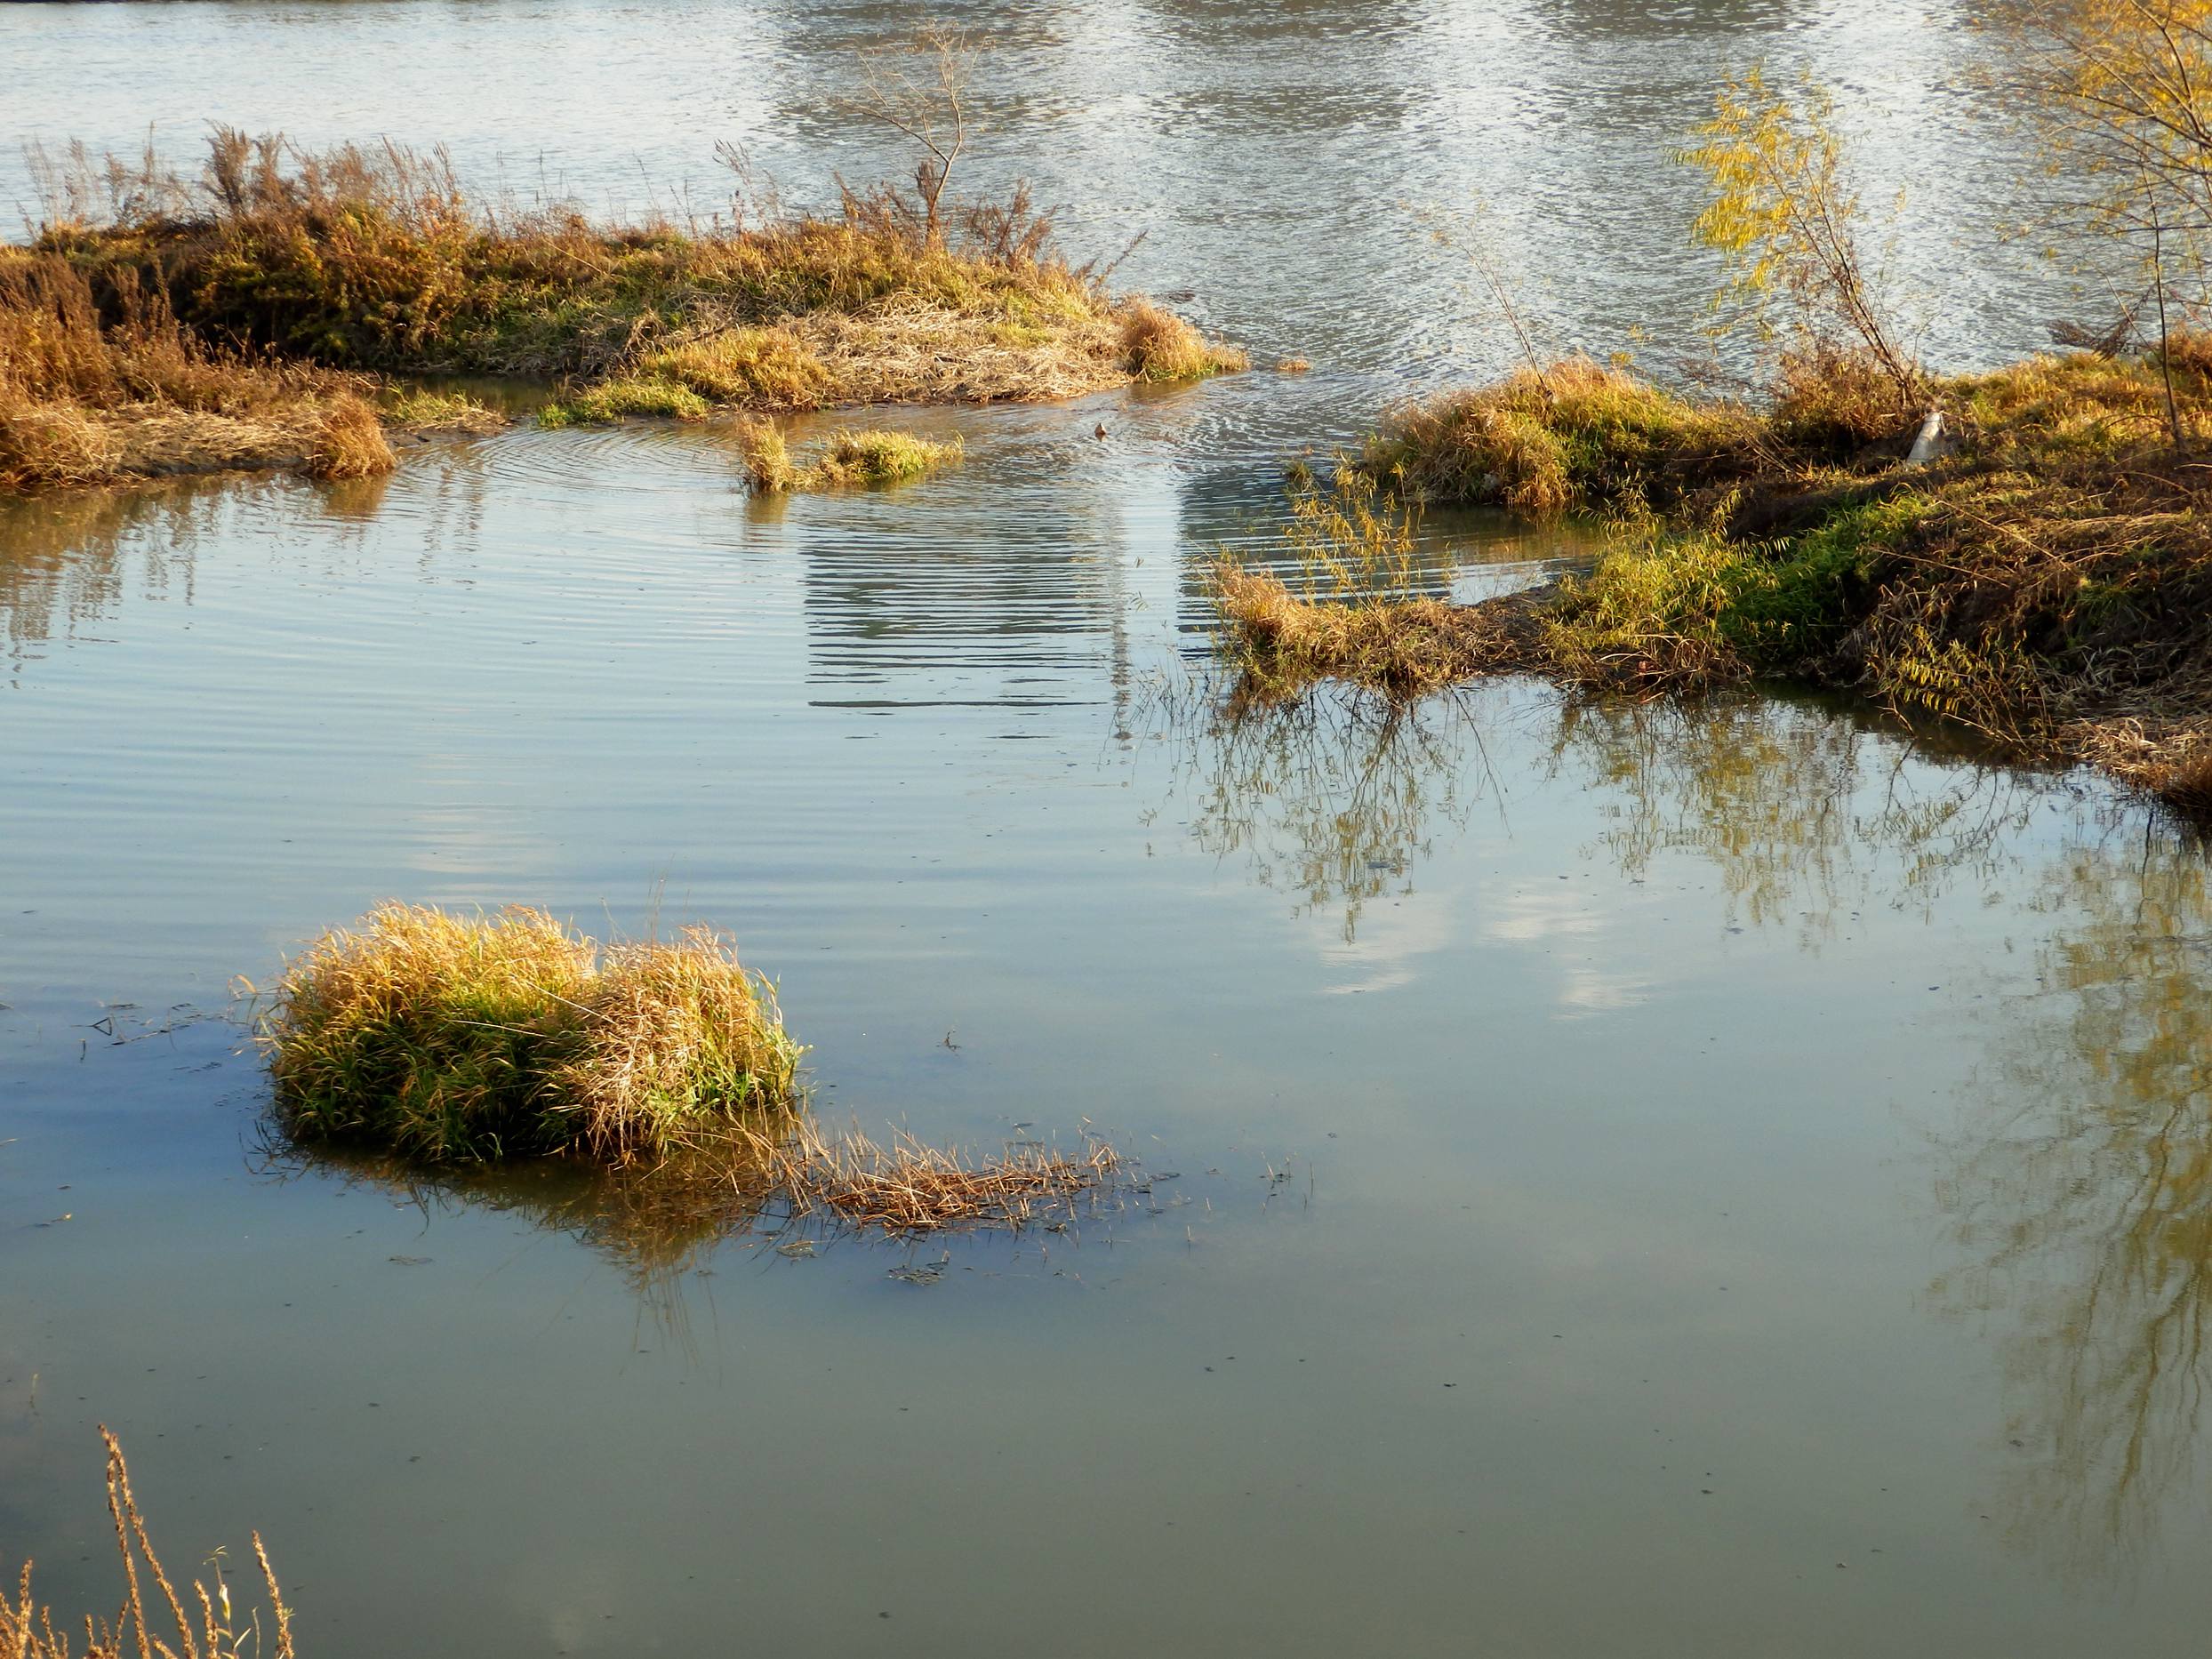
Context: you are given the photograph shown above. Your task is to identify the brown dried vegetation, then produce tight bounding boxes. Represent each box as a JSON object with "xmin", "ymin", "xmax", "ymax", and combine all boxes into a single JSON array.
[{"xmin": 3, "ymin": 1431, "xmax": 293, "ymax": 1659}]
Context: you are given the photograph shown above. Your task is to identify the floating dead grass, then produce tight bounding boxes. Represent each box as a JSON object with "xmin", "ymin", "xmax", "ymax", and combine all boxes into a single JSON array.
[
  {"xmin": 3, "ymin": 1431, "xmax": 293, "ymax": 1659},
  {"xmin": 741, "ymin": 1118, "xmax": 1122, "ymax": 1237},
  {"xmin": 255, "ymin": 902, "xmax": 800, "ymax": 1165}
]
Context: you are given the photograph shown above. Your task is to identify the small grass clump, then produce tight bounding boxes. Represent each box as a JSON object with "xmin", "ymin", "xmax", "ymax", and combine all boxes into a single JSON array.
[
  {"xmin": 736, "ymin": 420, "xmax": 963, "ymax": 492},
  {"xmin": 1120, "ymin": 300, "xmax": 1251, "ymax": 382},
  {"xmin": 3, "ymin": 1431, "xmax": 293, "ymax": 1659},
  {"xmin": 258, "ymin": 902, "xmax": 800, "ymax": 1164}
]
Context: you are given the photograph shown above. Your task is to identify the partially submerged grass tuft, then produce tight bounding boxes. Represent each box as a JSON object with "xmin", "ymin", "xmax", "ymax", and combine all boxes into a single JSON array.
[
  {"xmin": 3, "ymin": 1431, "xmax": 293, "ymax": 1659},
  {"xmin": 736, "ymin": 420, "xmax": 963, "ymax": 492},
  {"xmin": 259, "ymin": 902, "xmax": 801, "ymax": 1164},
  {"xmin": 1120, "ymin": 300, "xmax": 1250, "ymax": 382}
]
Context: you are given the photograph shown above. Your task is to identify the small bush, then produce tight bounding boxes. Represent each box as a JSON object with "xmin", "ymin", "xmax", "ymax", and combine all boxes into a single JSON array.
[{"xmin": 260, "ymin": 902, "xmax": 801, "ymax": 1164}]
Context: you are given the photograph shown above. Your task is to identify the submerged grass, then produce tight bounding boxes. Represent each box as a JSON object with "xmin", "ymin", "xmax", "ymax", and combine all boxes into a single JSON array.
[
  {"xmin": 738, "ymin": 1118, "xmax": 1122, "ymax": 1237},
  {"xmin": 7, "ymin": 127, "xmax": 1244, "ymax": 489},
  {"xmin": 3, "ymin": 1431, "xmax": 293, "ymax": 1659},
  {"xmin": 1223, "ymin": 344, "xmax": 2212, "ymax": 820},
  {"xmin": 257, "ymin": 902, "xmax": 801, "ymax": 1164}
]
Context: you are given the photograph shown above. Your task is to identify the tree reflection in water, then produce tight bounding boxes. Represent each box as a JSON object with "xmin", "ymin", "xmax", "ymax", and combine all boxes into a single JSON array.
[
  {"xmin": 1934, "ymin": 832, "xmax": 2212, "ymax": 1580},
  {"xmin": 1162, "ymin": 673, "xmax": 2212, "ymax": 1578},
  {"xmin": 1157, "ymin": 682, "xmax": 1488, "ymax": 942}
]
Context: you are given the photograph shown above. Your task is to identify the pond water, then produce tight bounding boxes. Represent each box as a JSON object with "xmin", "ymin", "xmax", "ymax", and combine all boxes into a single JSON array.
[{"xmin": 6, "ymin": 4, "xmax": 2212, "ymax": 1655}]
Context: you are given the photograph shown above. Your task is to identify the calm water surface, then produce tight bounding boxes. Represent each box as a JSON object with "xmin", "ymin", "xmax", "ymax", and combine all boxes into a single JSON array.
[{"xmin": 5, "ymin": 4, "xmax": 2212, "ymax": 1656}]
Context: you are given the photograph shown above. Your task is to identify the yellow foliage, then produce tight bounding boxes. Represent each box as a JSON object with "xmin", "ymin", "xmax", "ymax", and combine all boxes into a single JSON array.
[{"xmin": 1680, "ymin": 66, "xmax": 1921, "ymax": 405}]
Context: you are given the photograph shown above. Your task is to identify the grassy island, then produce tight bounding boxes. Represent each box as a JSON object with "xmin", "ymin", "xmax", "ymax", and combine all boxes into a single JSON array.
[
  {"xmin": 1218, "ymin": 346, "xmax": 2212, "ymax": 819},
  {"xmin": 2, "ymin": 129, "xmax": 1244, "ymax": 493}
]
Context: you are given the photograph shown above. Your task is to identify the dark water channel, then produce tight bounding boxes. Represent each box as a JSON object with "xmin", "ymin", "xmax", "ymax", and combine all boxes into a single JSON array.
[{"xmin": 5, "ymin": 4, "xmax": 2212, "ymax": 1655}]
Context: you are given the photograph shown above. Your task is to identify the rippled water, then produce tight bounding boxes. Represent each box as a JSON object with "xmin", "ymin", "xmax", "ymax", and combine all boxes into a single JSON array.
[{"xmin": 6, "ymin": 4, "xmax": 2212, "ymax": 1656}]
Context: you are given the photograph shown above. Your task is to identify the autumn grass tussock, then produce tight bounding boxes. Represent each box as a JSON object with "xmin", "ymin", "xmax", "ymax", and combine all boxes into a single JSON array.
[
  {"xmin": 1358, "ymin": 358, "xmax": 1760, "ymax": 515},
  {"xmin": 1119, "ymin": 301, "xmax": 1250, "ymax": 382},
  {"xmin": 31, "ymin": 129, "xmax": 1242, "ymax": 456},
  {"xmin": 3, "ymin": 1431, "xmax": 293, "ymax": 1659},
  {"xmin": 735, "ymin": 420, "xmax": 963, "ymax": 492},
  {"xmin": 258, "ymin": 902, "xmax": 801, "ymax": 1165},
  {"xmin": 0, "ymin": 248, "xmax": 396, "ymax": 491}
]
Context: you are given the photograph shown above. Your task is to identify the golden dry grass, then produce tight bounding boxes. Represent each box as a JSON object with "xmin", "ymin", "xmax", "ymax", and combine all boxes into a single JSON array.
[
  {"xmin": 0, "ymin": 249, "xmax": 396, "ymax": 493},
  {"xmin": 256, "ymin": 902, "xmax": 800, "ymax": 1164},
  {"xmin": 1359, "ymin": 357, "xmax": 1759, "ymax": 514},
  {"xmin": 2, "ymin": 1431, "xmax": 293, "ymax": 1659},
  {"xmin": 1119, "ymin": 300, "xmax": 1250, "ymax": 382},
  {"xmin": 550, "ymin": 926, "xmax": 803, "ymax": 1163}
]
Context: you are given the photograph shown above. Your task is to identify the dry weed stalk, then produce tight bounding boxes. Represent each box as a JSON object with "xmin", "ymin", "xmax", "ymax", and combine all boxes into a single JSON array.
[{"xmin": 2, "ymin": 1431, "xmax": 293, "ymax": 1659}]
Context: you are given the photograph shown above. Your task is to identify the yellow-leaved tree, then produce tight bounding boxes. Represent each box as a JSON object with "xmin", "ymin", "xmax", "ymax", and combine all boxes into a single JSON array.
[
  {"xmin": 2007, "ymin": 0, "xmax": 2212, "ymax": 445},
  {"xmin": 1679, "ymin": 66, "xmax": 1926, "ymax": 412}
]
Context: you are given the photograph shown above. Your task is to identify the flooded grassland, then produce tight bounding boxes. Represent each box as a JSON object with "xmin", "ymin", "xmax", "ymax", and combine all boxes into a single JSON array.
[{"xmin": 5, "ymin": 2, "xmax": 2212, "ymax": 1655}]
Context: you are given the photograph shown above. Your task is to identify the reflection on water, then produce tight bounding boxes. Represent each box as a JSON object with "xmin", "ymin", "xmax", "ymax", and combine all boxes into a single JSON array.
[
  {"xmin": 1170, "ymin": 681, "xmax": 2212, "ymax": 1585},
  {"xmin": 1151, "ymin": 686, "xmax": 1485, "ymax": 942},
  {"xmin": 1551, "ymin": 697, "xmax": 2039, "ymax": 946},
  {"xmin": 265, "ymin": 1142, "xmax": 777, "ymax": 1352},
  {"xmin": 1936, "ymin": 837, "xmax": 2212, "ymax": 1579}
]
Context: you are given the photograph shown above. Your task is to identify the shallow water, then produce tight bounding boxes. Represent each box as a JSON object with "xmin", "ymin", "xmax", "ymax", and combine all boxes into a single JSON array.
[{"xmin": 6, "ymin": 4, "xmax": 2212, "ymax": 1655}]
